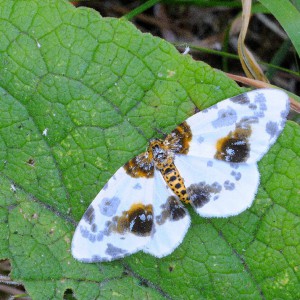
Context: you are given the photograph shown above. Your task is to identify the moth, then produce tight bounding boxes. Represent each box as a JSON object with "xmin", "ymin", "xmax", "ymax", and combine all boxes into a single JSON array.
[{"xmin": 72, "ymin": 88, "xmax": 289, "ymax": 262}]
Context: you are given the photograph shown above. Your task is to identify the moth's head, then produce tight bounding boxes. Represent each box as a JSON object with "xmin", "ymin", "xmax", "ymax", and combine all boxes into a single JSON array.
[{"xmin": 148, "ymin": 139, "xmax": 173, "ymax": 167}]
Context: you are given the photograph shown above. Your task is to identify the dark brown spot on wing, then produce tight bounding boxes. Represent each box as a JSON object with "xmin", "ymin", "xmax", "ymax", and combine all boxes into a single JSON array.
[
  {"xmin": 168, "ymin": 196, "xmax": 187, "ymax": 221},
  {"xmin": 187, "ymin": 184, "xmax": 210, "ymax": 208},
  {"xmin": 124, "ymin": 152, "xmax": 154, "ymax": 178},
  {"xmin": 156, "ymin": 196, "xmax": 187, "ymax": 225},
  {"xmin": 166, "ymin": 121, "xmax": 192, "ymax": 154},
  {"xmin": 112, "ymin": 203, "xmax": 153, "ymax": 236},
  {"xmin": 187, "ymin": 182, "xmax": 222, "ymax": 208},
  {"xmin": 215, "ymin": 126, "xmax": 251, "ymax": 163}
]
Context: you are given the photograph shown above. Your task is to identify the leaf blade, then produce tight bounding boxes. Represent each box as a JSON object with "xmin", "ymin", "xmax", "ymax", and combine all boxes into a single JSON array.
[{"xmin": 0, "ymin": 0, "xmax": 298, "ymax": 299}]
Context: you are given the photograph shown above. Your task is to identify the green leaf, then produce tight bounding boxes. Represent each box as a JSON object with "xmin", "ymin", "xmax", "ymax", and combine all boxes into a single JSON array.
[
  {"xmin": 258, "ymin": 0, "xmax": 300, "ymax": 58},
  {"xmin": 0, "ymin": 1, "xmax": 299, "ymax": 299}
]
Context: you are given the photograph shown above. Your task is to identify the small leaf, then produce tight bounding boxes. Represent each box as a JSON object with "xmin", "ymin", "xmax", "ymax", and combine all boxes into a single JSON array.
[{"xmin": 0, "ymin": 1, "xmax": 299, "ymax": 299}]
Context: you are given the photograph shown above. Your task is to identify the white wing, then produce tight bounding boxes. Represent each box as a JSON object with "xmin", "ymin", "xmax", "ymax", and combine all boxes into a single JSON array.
[
  {"xmin": 72, "ymin": 166, "xmax": 154, "ymax": 262},
  {"xmin": 186, "ymin": 89, "xmax": 289, "ymax": 163},
  {"xmin": 143, "ymin": 171, "xmax": 190, "ymax": 257},
  {"xmin": 72, "ymin": 166, "xmax": 190, "ymax": 262},
  {"xmin": 175, "ymin": 155, "xmax": 259, "ymax": 217}
]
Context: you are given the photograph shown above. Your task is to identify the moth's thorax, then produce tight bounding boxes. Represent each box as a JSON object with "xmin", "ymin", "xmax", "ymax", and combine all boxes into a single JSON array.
[{"xmin": 148, "ymin": 139, "xmax": 174, "ymax": 170}]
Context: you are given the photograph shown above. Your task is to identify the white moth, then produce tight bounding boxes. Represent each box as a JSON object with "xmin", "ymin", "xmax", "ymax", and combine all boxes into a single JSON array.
[{"xmin": 72, "ymin": 89, "xmax": 289, "ymax": 262}]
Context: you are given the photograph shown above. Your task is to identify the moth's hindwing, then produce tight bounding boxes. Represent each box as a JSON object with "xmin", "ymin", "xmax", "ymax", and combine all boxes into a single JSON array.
[
  {"xmin": 175, "ymin": 155, "xmax": 259, "ymax": 217},
  {"xmin": 143, "ymin": 170, "xmax": 190, "ymax": 257}
]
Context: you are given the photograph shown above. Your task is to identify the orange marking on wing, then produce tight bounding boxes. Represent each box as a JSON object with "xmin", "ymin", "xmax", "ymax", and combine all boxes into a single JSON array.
[
  {"xmin": 166, "ymin": 121, "xmax": 192, "ymax": 154},
  {"xmin": 123, "ymin": 153, "xmax": 154, "ymax": 178}
]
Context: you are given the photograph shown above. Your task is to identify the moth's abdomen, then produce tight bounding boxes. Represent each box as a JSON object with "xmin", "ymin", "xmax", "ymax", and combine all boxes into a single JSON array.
[{"xmin": 160, "ymin": 163, "xmax": 190, "ymax": 204}]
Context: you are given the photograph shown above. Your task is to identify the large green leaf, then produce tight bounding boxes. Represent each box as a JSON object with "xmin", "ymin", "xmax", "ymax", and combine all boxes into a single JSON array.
[
  {"xmin": 258, "ymin": 0, "xmax": 300, "ymax": 58},
  {"xmin": 0, "ymin": 1, "xmax": 299, "ymax": 299}
]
